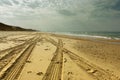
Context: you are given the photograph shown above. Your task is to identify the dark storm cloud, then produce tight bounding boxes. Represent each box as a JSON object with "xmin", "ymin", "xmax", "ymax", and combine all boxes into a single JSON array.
[{"xmin": 112, "ymin": 0, "xmax": 120, "ymax": 11}]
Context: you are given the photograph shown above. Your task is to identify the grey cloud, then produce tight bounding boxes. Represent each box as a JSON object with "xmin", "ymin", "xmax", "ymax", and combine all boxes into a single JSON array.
[
  {"xmin": 0, "ymin": 0, "xmax": 12, "ymax": 6},
  {"xmin": 27, "ymin": 1, "xmax": 40, "ymax": 9},
  {"xmin": 90, "ymin": 0, "xmax": 120, "ymax": 19},
  {"xmin": 58, "ymin": 9, "xmax": 76, "ymax": 16},
  {"xmin": 12, "ymin": 0, "xmax": 19, "ymax": 4},
  {"xmin": 0, "ymin": 0, "xmax": 120, "ymax": 32}
]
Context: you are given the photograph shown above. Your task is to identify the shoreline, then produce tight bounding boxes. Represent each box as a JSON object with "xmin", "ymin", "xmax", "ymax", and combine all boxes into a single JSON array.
[{"xmin": 47, "ymin": 32, "xmax": 120, "ymax": 45}]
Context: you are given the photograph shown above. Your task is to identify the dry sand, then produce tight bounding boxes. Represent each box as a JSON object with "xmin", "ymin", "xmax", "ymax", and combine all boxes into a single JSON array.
[
  {"xmin": 18, "ymin": 40, "xmax": 56, "ymax": 80},
  {"xmin": 63, "ymin": 53, "xmax": 95, "ymax": 80},
  {"xmin": 0, "ymin": 32, "xmax": 120, "ymax": 80},
  {"xmin": 49, "ymin": 34, "xmax": 120, "ymax": 79},
  {"xmin": 0, "ymin": 32, "xmax": 35, "ymax": 51},
  {"xmin": 60, "ymin": 36, "xmax": 120, "ymax": 76}
]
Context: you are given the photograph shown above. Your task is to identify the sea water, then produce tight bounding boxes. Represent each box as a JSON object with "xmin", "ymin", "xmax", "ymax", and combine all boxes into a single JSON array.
[{"xmin": 53, "ymin": 31, "xmax": 120, "ymax": 40}]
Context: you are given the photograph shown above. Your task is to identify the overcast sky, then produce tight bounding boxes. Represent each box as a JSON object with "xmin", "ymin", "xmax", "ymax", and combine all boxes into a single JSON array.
[{"xmin": 0, "ymin": 0, "xmax": 120, "ymax": 31}]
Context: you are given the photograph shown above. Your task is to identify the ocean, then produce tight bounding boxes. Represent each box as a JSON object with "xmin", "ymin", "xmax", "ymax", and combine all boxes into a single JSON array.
[{"xmin": 53, "ymin": 31, "xmax": 120, "ymax": 40}]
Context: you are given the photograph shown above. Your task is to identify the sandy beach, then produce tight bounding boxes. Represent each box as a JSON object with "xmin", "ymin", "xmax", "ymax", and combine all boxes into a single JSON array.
[{"xmin": 0, "ymin": 32, "xmax": 120, "ymax": 80}]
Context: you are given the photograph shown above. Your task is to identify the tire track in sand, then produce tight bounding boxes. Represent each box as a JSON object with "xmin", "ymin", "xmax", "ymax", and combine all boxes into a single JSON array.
[
  {"xmin": 63, "ymin": 49, "xmax": 120, "ymax": 80},
  {"xmin": 42, "ymin": 39, "xmax": 63, "ymax": 80},
  {"xmin": 46, "ymin": 37, "xmax": 120, "ymax": 80},
  {"xmin": 0, "ymin": 37, "xmax": 39, "ymax": 80}
]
